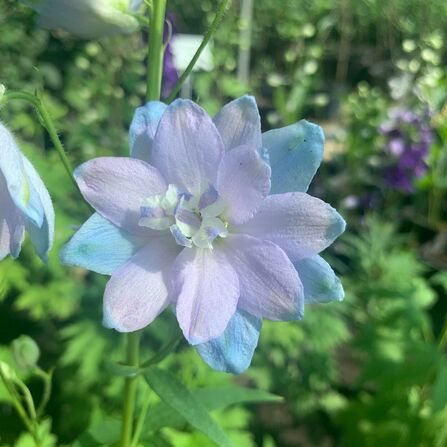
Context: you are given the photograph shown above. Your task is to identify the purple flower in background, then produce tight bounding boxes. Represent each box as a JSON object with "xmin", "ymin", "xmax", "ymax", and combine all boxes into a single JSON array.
[
  {"xmin": 161, "ymin": 13, "xmax": 179, "ymax": 99},
  {"xmin": 0, "ymin": 123, "xmax": 54, "ymax": 262},
  {"xmin": 61, "ymin": 96, "xmax": 345, "ymax": 373},
  {"xmin": 380, "ymin": 107, "xmax": 433, "ymax": 193}
]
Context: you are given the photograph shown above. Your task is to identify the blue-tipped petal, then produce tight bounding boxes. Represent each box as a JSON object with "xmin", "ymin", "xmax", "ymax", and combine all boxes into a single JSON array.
[
  {"xmin": 0, "ymin": 123, "xmax": 44, "ymax": 227},
  {"xmin": 60, "ymin": 213, "xmax": 147, "ymax": 275},
  {"xmin": 129, "ymin": 101, "xmax": 167, "ymax": 162},
  {"xmin": 21, "ymin": 155, "xmax": 55, "ymax": 262},
  {"xmin": 295, "ymin": 255, "xmax": 344, "ymax": 304},
  {"xmin": 196, "ymin": 310, "xmax": 262, "ymax": 374},
  {"xmin": 263, "ymin": 120, "xmax": 324, "ymax": 194}
]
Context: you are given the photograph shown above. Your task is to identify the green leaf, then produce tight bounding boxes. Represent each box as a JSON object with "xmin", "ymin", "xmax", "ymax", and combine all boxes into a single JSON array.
[
  {"xmin": 142, "ymin": 386, "xmax": 282, "ymax": 434},
  {"xmin": 194, "ymin": 387, "xmax": 282, "ymax": 409},
  {"xmin": 144, "ymin": 367, "xmax": 232, "ymax": 447}
]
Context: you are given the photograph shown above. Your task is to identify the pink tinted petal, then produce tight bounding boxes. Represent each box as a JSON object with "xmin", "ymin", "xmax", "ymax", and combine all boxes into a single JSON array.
[
  {"xmin": 213, "ymin": 96, "xmax": 262, "ymax": 151},
  {"xmin": 173, "ymin": 247, "xmax": 239, "ymax": 344},
  {"xmin": 103, "ymin": 236, "xmax": 181, "ymax": 332},
  {"xmin": 238, "ymin": 192, "xmax": 346, "ymax": 262},
  {"xmin": 223, "ymin": 234, "xmax": 304, "ymax": 321},
  {"xmin": 217, "ymin": 145, "xmax": 271, "ymax": 225},
  {"xmin": 74, "ymin": 157, "xmax": 167, "ymax": 236},
  {"xmin": 151, "ymin": 99, "xmax": 224, "ymax": 195}
]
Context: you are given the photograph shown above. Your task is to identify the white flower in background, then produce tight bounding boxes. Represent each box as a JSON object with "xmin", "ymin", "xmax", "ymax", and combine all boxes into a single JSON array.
[{"xmin": 21, "ymin": 0, "xmax": 143, "ymax": 39}]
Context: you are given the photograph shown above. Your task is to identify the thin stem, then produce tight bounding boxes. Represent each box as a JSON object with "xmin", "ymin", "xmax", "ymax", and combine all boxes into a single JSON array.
[
  {"xmin": 146, "ymin": 0, "xmax": 167, "ymax": 101},
  {"xmin": 120, "ymin": 332, "xmax": 141, "ymax": 447},
  {"xmin": 35, "ymin": 367, "xmax": 53, "ymax": 420},
  {"xmin": 130, "ymin": 386, "xmax": 152, "ymax": 447},
  {"xmin": 119, "ymin": 3, "xmax": 166, "ymax": 443},
  {"xmin": 166, "ymin": 0, "xmax": 231, "ymax": 103},
  {"xmin": 14, "ymin": 378, "xmax": 37, "ymax": 421},
  {"xmin": 141, "ymin": 330, "xmax": 183, "ymax": 368},
  {"xmin": 0, "ymin": 91, "xmax": 88, "ymax": 208},
  {"xmin": 0, "ymin": 373, "xmax": 34, "ymax": 433}
]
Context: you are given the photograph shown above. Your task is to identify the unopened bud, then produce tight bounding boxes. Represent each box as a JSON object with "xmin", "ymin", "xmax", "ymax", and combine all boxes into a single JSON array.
[
  {"xmin": 11, "ymin": 335, "xmax": 40, "ymax": 371},
  {"xmin": 0, "ymin": 361, "xmax": 16, "ymax": 381}
]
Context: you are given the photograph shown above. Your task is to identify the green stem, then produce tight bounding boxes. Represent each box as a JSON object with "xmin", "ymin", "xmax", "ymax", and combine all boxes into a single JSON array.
[
  {"xmin": 120, "ymin": 332, "xmax": 141, "ymax": 447},
  {"xmin": 0, "ymin": 91, "xmax": 78, "ymax": 192},
  {"xmin": 0, "ymin": 91, "xmax": 91, "ymax": 216},
  {"xmin": 166, "ymin": 0, "xmax": 231, "ymax": 103},
  {"xmin": 119, "ymin": 4, "xmax": 167, "ymax": 445},
  {"xmin": 130, "ymin": 386, "xmax": 152, "ymax": 447},
  {"xmin": 146, "ymin": 0, "xmax": 167, "ymax": 101},
  {"xmin": 35, "ymin": 367, "xmax": 53, "ymax": 420},
  {"xmin": 141, "ymin": 330, "xmax": 183, "ymax": 368},
  {"xmin": 0, "ymin": 373, "xmax": 33, "ymax": 433}
]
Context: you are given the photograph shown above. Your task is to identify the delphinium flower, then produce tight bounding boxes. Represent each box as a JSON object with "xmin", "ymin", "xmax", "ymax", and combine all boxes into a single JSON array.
[
  {"xmin": 0, "ymin": 123, "xmax": 54, "ymax": 262},
  {"xmin": 380, "ymin": 107, "xmax": 433, "ymax": 193},
  {"xmin": 61, "ymin": 96, "xmax": 345, "ymax": 373},
  {"xmin": 21, "ymin": 0, "xmax": 143, "ymax": 39}
]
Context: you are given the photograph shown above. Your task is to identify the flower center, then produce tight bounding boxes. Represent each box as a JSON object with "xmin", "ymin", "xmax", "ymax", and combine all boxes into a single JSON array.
[{"xmin": 138, "ymin": 184, "xmax": 228, "ymax": 249}]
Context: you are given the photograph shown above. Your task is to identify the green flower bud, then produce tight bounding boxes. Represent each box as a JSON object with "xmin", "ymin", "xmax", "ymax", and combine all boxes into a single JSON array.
[
  {"xmin": 11, "ymin": 335, "xmax": 40, "ymax": 371},
  {"xmin": 0, "ymin": 361, "xmax": 16, "ymax": 381}
]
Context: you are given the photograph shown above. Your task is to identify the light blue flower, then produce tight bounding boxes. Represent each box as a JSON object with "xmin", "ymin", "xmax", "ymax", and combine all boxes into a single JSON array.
[
  {"xmin": 61, "ymin": 96, "xmax": 345, "ymax": 374},
  {"xmin": 21, "ymin": 0, "xmax": 142, "ymax": 39},
  {"xmin": 0, "ymin": 123, "xmax": 54, "ymax": 262}
]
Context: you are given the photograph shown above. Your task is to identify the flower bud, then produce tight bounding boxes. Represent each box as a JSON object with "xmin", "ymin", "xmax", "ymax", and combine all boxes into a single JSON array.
[
  {"xmin": 0, "ymin": 361, "xmax": 16, "ymax": 381},
  {"xmin": 11, "ymin": 335, "xmax": 40, "ymax": 371}
]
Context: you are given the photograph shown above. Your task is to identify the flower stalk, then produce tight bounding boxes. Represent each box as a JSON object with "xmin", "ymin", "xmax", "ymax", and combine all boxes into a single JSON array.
[
  {"xmin": 0, "ymin": 91, "xmax": 75, "ymax": 189},
  {"xmin": 120, "ymin": 331, "xmax": 142, "ymax": 447},
  {"xmin": 166, "ymin": 0, "xmax": 231, "ymax": 104},
  {"xmin": 0, "ymin": 90, "xmax": 88, "ymax": 209}
]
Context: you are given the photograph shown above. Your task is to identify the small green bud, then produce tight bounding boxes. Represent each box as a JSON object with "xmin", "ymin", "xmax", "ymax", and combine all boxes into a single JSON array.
[
  {"xmin": 11, "ymin": 335, "xmax": 40, "ymax": 371},
  {"xmin": 0, "ymin": 361, "xmax": 16, "ymax": 381}
]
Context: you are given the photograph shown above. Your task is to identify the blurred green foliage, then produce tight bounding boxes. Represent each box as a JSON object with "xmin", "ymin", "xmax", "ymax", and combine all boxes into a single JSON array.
[{"xmin": 0, "ymin": 0, "xmax": 447, "ymax": 446}]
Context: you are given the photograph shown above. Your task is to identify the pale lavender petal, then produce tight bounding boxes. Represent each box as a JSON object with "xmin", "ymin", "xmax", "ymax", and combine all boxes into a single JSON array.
[
  {"xmin": 223, "ymin": 234, "xmax": 304, "ymax": 321},
  {"xmin": 103, "ymin": 236, "xmax": 181, "ymax": 332},
  {"xmin": 151, "ymin": 99, "xmax": 224, "ymax": 195},
  {"xmin": 0, "ymin": 123, "xmax": 44, "ymax": 227},
  {"xmin": 129, "ymin": 101, "xmax": 167, "ymax": 163},
  {"xmin": 213, "ymin": 96, "xmax": 262, "ymax": 151},
  {"xmin": 173, "ymin": 247, "xmax": 239, "ymax": 344},
  {"xmin": 74, "ymin": 157, "xmax": 167, "ymax": 236},
  {"xmin": 238, "ymin": 192, "xmax": 346, "ymax": 262},
  {"xmin": 0, "ymin": 175, "xmax": 25, "ymax": 260},
  {"xmin": 21, "ymin": 155, "xmax": 55, "ymax": 262},
  {"xmin": 217, "ymin": 145, "xmax": 271, "ymax": 225}
]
